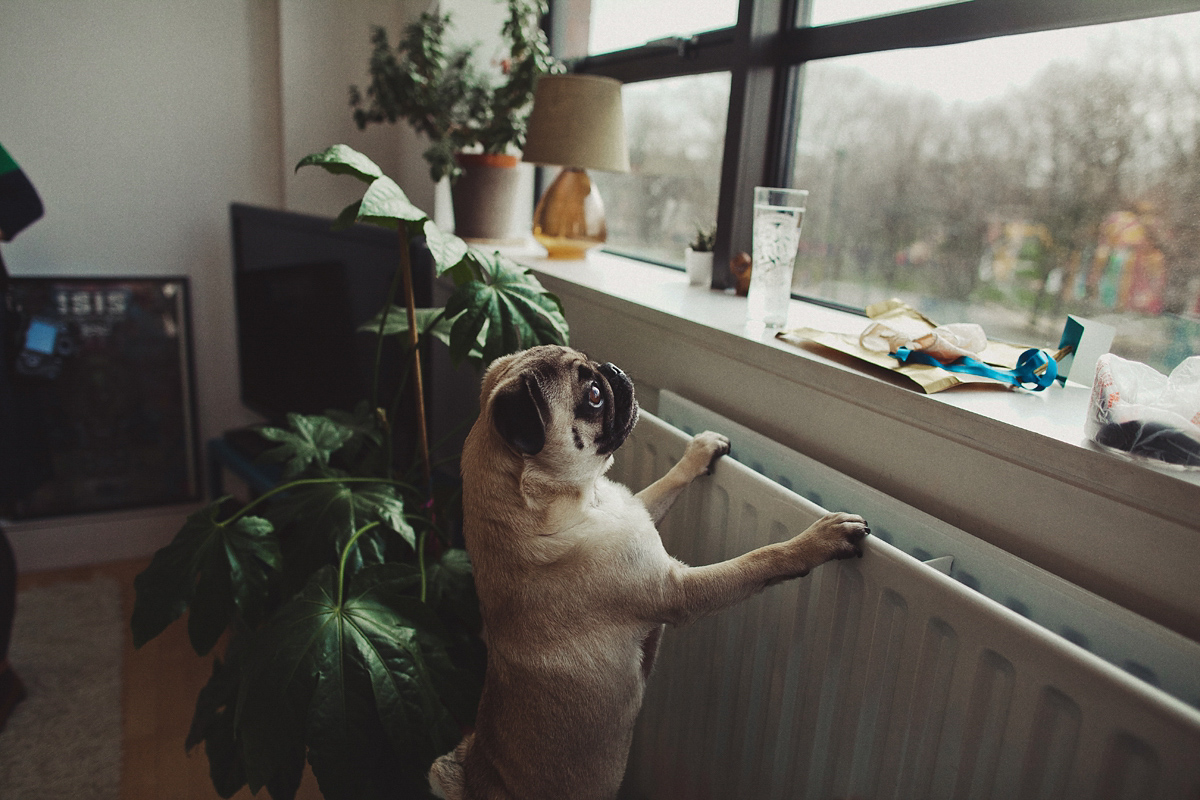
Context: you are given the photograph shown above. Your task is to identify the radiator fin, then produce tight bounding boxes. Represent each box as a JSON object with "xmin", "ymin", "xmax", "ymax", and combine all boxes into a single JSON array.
[
  {"xmin": 1097, "ymin": 732, "xmax": 1161, "ymax": 800},
  {"xmin": 1018, "ymin": 687, "xmax": 1082, "ymax": 800},
  {"xmin": 951, "ymin": 649, "xmax": 1015, "ymax": 799}
]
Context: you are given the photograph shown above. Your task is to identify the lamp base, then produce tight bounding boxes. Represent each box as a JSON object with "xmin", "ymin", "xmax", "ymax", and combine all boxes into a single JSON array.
[{"xmin": 532, "ymin": 167, "xmax": 607, "ymax": 259}]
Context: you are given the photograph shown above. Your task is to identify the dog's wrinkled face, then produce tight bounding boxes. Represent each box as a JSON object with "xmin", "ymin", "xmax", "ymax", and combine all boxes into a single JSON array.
[{"xmin": 484, "ymin": 346, "xmax": 638, "ymax": 478}]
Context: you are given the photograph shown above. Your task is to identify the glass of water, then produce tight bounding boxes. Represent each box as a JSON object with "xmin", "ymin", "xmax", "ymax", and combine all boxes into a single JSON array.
[{"xmin": 747, "ymin": 186, "xmax": 808, "ymax": 329}]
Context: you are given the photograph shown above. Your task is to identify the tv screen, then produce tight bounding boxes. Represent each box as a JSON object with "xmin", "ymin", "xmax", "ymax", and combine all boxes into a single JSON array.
[{"xmin": 229, "ymin": 203, "xmax": 433, "ymax": 425}]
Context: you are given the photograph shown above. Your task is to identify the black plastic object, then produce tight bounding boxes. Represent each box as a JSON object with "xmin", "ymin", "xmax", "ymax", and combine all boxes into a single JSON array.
[{"xmin": 1094, "ymin": 420, "xmax": 1200, "ymax": 467}]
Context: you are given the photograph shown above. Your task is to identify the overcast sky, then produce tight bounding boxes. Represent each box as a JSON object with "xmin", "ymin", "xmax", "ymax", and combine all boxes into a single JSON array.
[{"xmin": 588, "ymin": 1, "xmax": 1200, "ymax": 104}]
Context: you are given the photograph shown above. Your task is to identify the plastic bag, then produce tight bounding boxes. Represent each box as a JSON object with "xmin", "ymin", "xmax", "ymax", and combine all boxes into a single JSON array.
[
  {"xmin": 1086, "ymin": 354, "xmax": 1200, "ymax": 467},
  {"xmin": 859, "ymin": 321, "xmax": 988, "ymax": 363}
]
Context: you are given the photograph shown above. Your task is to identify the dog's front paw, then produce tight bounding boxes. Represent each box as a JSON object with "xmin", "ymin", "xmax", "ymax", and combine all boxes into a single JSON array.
[
  {"xmin": 685, "ymin": 430, "xmax": 731, "ymax": 477},
  {"xmin": 800, "ymin": 511, "xmax": 870, "ymax": 563}
]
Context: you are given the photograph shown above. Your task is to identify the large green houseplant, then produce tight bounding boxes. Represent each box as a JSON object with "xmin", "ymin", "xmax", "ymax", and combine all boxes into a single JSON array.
[
  {"xmin": 130, "ymin": 144, "xmax": 569, "ymax": 800},
  {"xmin": 349, "ymin": 0, "xmax": 561, "ymax": 184}
]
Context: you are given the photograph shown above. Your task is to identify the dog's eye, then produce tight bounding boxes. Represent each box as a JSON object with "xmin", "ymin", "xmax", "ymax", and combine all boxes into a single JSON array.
[{"xmin": 588, "ymin": 382, "xmax": 604, "ymax": 408}]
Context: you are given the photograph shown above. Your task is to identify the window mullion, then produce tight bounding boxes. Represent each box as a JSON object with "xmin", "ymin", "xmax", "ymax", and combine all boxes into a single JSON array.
[
  {"xmin": 713, "ymin": 0, "xmax": 795, "ymax": 289},
  {"xmin": 765, "ymin": 0, "xmax": 804, "ymax": 186},
  {"xmin": 572, "ymin": 29, "xmax": 737, "ymax": 82}
]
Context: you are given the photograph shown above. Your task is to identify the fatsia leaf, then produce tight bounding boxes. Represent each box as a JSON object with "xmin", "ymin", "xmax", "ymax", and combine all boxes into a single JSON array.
[
  {"xmin": 295, "ymin": 145, "xmax": 428, "ymax": 237},
  {"xmin": 294, "ymin": 144, "xmax": 384, "ymax": 183},
  {"xmin": 321, "ymin": 402, "xmax": 384, "ymax": 444},
  {"xmin": 237, "ymin": 564, "xmax": 462, "ymax": 799},
  {"xmin": 205, "ymin": 706, "xmax": 248, "ymax": 798},
  {"xmin": 425, "ymin": 549, "xmax": 478, "ymax": 628},
  {"xmin": 444, "ymin": 257, "xmax": 479, "ymax": 287},
  {"xmin": 422, "ymin": 219, "xmax": 469, "ymax": 276},
  {"xmin": 356, "ymin": 305, "xmax": 487, "ymax": 367},
  {"xmin": 188, "ymin": 635, "xmax": 304, "ymax": 799},
  {"xmin": 443, "ymin": 250, "xmax": 569, "ymax": 366},
  {"xmin": 357, "ymin": 306, "xmax": 454, "ymax": 346},
  {"xmin": 258, "ymin": 413, "xmax": 356, "ymax": 478},
  {"xmin": 187, "ymin": 638, "xmax": 245, "ymax": 752},
  {"xmin": 357, "ymin": 175, "xmax": 427, "ymax": 232},
  {"xmin": 269, "ymin": 481, "xmax": 415, "ymax": 601},
  {"xmin": 320, "ymin": 402, "xmax": 386, "ymax": 467},
  {"xmin": 332, "ymin": 200, "xmax": 362, "ymax": 231},
  {"xmin": 351, "ymin": 485, "xmax": 414, "ymax": 548},
  {"xmin": 277, "ymin": 481, "xmax": 415, "ymax": 552},
  {"xmin": 131, "ymin": 503, "xmax": 281, "ymax": 655},
  {"xmin": 264, "ymin": 744, "xmax": 308, "ymax": 800},
  {"xmin": 423, "ymin": 549, "xmax": 485, "ymax": 726},
  {"xmin": 424, "ymin": 308, "xmax": 459, "ymax": 349}
]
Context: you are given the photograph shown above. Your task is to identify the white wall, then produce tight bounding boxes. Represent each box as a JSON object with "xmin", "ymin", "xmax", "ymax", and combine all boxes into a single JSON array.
[
  {"xmin": 279, "ymin": 0, "xmax": 439, "ymax": 217},
  {"xmin": 2, "ymin": 0, "xmax": 278, "ymax": 444},
  {"xmin": 0, "ymin": 0, "xmax": 443, "ymax": 568}
]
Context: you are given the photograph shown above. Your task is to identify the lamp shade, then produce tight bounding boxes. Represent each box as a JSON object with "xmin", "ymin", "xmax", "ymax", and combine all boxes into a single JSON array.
[{"xmin": 522, "ymin": 74, "xmax": 630, "ymax": 173}]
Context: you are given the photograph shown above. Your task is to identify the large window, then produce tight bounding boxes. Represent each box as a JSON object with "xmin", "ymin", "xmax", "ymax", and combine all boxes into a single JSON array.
[
  {"xmin": 808, "ymin": 0, "xmax": 970, "ymax": 27},
  {"xmin": 585, "ymin": 0, "xmax": 737, "ymax": 54},
  {"xmin": 592, "ymin": 74, "xmax": 730, "ymax": 264},
  {"xmin": 793, "ymin": 15, "xmax": 1200, "ymax": 371},
  {"xmin": 560, "ymin": 0, "xmax": 1200, "ymax": 373}
]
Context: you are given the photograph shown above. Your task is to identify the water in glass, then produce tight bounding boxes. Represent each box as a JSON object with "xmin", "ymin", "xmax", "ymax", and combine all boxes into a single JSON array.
[{"xmin": 747, "ymin": 201, "xmax": 804, "ymax": 327}]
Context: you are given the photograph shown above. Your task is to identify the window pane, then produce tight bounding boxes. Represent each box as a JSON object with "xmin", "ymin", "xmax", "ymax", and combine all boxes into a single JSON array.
[
  {"xmin": 592, "ymin": 73, "xmax": 730, "ymax": 265},
  {"xmin": 807, "ymin": 0, "xmax": 971, "ymax": 27},
  {"xmin": 586, "ymin": 0, "xmax": 737, "ymax": 54},
  {"xmin": 791, "ymin": 12, "xmax": 1200, "ymax": 373}
]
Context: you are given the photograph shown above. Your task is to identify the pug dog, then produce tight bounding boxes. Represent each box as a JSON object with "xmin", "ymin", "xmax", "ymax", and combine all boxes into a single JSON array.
[{"xmin": 430, "ymin": 345, "xmax": 869, "ymax": 800}]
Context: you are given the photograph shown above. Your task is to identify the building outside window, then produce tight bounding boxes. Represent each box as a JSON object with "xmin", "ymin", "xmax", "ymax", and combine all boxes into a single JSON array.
[{"xmin": 554, "ymin": 0, "xmax": 1200, "ymax": 373}]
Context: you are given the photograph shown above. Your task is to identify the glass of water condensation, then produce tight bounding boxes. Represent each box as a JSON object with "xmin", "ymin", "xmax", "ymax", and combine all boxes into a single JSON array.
[{"xmin": 747, "ymin": 187, "xmax": 808, "ymax": 329}]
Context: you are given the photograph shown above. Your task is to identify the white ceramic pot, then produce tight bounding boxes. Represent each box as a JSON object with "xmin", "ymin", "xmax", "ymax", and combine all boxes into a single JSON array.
[{"xmin": 684, "ymin": 248, "xmax": 714, "ymax": 287}]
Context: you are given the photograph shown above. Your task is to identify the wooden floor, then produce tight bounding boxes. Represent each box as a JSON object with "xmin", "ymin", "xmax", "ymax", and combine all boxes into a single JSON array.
[{"xmin": 17, "ymin": 558, "xmax": 324, "ymax": 800}]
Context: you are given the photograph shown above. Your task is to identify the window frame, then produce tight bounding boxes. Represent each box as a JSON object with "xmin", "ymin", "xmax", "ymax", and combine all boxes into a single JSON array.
[{"xmin": 559, "ymin": 0, "xmax": 1200, "ymax": 290}]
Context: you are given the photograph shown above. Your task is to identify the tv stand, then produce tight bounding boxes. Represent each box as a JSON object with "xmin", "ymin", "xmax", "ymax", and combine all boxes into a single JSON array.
[{"xmin": 206, "ymin": 428, "xmax": 281, "ymax": 501}]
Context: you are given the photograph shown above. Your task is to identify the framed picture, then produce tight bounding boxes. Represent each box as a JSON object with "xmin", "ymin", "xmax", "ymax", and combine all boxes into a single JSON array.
[{"xmin": 4, "ymin": 276, "xmax": 200, "ymax": 519}]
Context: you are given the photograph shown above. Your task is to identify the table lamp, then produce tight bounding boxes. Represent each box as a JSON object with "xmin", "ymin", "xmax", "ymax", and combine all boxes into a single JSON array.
[{"xmin": 522, "ymin": 74, "xmax": 630, "ymax": 259}]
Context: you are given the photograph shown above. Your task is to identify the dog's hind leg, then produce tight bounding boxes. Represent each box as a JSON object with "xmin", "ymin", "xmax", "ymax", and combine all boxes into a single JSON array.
[
  {"xmin": 640, "ymin": 624, "xmax": 665, "ymax": 680},
  {"xmin": 636, "ymin": 431, "xmax": 730, "ymax": 524},
  {"xmin": 429, "ymin": 736, "xmax": 471, "ymax": 800}
]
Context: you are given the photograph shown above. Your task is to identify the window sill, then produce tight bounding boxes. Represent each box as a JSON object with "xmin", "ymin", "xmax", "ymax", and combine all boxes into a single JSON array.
[{"xmin": 518, "ymin": 247, "xmax": 1190, "ymax": 474}]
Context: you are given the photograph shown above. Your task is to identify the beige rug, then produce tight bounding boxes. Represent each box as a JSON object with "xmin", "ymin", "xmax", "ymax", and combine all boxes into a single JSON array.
[{"xmin": 0, "ymin": 577, "xmax": 122, "ymax": 799}]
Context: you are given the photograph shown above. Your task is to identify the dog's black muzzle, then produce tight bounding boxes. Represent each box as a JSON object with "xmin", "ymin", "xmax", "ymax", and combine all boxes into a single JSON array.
[{"xmin": 596, "ymin": 362, "xmax": 638, "ymax": 455}]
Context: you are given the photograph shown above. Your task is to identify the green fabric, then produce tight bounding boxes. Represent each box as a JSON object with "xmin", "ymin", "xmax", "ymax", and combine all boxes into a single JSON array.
[{"xmin": 0, "ymin": 144, "xmax": 17, "ymax": 177}]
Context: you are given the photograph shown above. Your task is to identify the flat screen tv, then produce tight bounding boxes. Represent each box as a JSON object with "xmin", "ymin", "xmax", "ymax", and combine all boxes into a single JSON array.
[{"xmin": 229, "ymin": 202, "xmax": 433, "ymax": 426}]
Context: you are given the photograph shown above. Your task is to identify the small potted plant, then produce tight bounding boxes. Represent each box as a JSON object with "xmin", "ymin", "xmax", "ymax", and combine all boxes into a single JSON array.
[
  {"xmin": 685, "ymin": 223, "xmax": 717, "ymax": 286},
  {"xmin": 350, "ymin": 0, "xmax": 562, "ymax": 240}
]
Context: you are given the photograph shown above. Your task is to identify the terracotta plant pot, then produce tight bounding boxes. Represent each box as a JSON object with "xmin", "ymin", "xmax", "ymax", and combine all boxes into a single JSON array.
[{"xmin": 451, "ymin": 152, "xmax": 521, "ymax": 241}]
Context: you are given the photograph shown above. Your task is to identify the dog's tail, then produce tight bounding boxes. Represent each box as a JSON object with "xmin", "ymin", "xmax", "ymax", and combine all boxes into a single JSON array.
[{"xmin": 429, "ymin": 735, "xmax": 471, "ymax": 800}]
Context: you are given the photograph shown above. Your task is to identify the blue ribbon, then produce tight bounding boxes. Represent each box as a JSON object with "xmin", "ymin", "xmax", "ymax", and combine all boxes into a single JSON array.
[{"xmin": 891, "ymin": 346, "xmax": 1058, "ymax": 391}]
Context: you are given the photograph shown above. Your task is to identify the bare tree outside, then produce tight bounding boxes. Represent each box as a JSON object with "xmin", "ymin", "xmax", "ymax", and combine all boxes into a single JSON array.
[
  {"xmin": 792, "ymin": 15, "xmax": 1200, "ymax": 372},
  {"xmin": 592, "ymin": 73, "xmax": 731, "ymax": 264}
]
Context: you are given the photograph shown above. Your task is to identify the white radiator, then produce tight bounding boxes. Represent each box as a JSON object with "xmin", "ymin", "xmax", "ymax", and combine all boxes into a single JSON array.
[{"xmin": 611, "ymin": 393, "xmax": 1200, "ymax": 800}]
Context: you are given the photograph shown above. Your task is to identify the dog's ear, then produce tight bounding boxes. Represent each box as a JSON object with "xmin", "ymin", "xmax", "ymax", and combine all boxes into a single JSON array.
[{"xmin": 491, "ymin": 374, "xmax": 547, "ymax": 455}]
